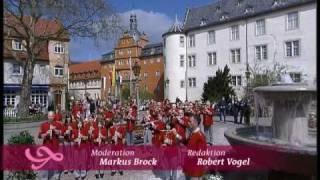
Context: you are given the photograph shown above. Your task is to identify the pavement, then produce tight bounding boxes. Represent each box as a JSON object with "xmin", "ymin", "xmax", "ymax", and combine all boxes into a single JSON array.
[{"xmin": 3, "ymin": 115, "xmax": 260, "ymax": 180}]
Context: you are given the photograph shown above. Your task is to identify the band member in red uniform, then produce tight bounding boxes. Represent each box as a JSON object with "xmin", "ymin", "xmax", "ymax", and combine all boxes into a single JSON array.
[
  {"xmin": 38, "ymin": 111, "xmax": 62, "ymax": 147},
  {"xmin": 61, "ymin": 115, "xmax": 73, "ymax": 175},
  {"xmin": 160, "ymin": 122, "xmax": 178, "ymax": 180},
  {"xmin": 183, "ymin": 115, "xmax": 206, "ymax": 180},
  {"xmin": 38, "ymin": 111, "xmax": 63, "ymax": 180},
  {"xmin": 104, "ymin": 106, "xmax": 114, "ymax": 128},
  {"xmin": 53, "ymin": 108, "xmax": 63, "ymax": 122},
  {"xmin": 72, "ymin": 120, "xmax": 89, "ymax": 180},
  {"xmin": 93, "ymin": 121, "xmax": 107, "ymax": 179},
  {"xmin": 109, "ymin": 113, "xmax": 126, "ymax": 176},
  {"xmin": 203, "ymin": 102, "xmax": 214, "ymax": 144},
  {"xmin": 125, "ymin": 107, "xmax": 136, "ymax": 145},
  {"xmin": 151, "ymin": 114, "xmax": 166, "ymax": 147},
  {"xmin": 171, "ymin": 109, "xmax": 187, "ymax": 144}
]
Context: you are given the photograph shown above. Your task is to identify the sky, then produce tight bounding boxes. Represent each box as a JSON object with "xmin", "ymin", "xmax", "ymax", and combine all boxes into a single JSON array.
[{"xmin": 70, "ymin": 0, "xmax": 215, "ymax": 62}]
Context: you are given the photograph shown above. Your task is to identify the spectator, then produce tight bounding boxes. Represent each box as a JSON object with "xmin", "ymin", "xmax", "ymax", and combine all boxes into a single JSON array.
[
  {"xmin": 218, "ymin": 97, "xmax": 227, "ymax": 122},
  {"xmin": 239, "ymin": 98, "xmax": 246, "ymax": 124},
  {"xmin": 232, "ymin": 98, "xmax": 240, "ymax": 124},
  {"xmin": 244, "ymin": 102, "xmax": 251, "ymax": 126}
]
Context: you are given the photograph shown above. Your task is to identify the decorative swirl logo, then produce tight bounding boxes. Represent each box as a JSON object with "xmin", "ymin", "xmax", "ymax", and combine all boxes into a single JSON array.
[{"xmin": 24, "ymin": 146, "xmax": 64, "ymax": 170}]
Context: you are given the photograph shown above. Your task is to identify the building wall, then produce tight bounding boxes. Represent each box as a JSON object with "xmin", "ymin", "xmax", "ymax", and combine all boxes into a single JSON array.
[
  {"xmin": 69, "ymin": 79, "xmax": 102, "ymax": 100},
  {"xmin": 140, "ymin": 55, "xmax": 164, "ymax": 101},
  {"xmin": 4, "ymin": 59, "xmax": 50, "ymax": 85},
  {"xmin": 163, "ymin": 33, "xmax": 187, "ymax": 102},
  {"xmin": 165, "ymin": 3, "xmax": 316, "ymax": 101},
  {"xmin": 48, "ymin": 40, "xmax": 70, "ymax": 109}
]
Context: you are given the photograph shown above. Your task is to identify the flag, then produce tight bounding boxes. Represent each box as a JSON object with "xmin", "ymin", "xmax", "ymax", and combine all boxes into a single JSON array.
[
  {"xmin": 129, "ymin": 56, "xmax": 133, "ymax": 82},
  {"xmin": 112, "ymin": 65, "xmax": 116, "ymax": 87}
]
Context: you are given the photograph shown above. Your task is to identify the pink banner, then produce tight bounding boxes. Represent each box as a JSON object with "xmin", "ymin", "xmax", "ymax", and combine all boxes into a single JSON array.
[{"xmin": 1, "ymin": 144, "xmax": 312, "ymax": 174}]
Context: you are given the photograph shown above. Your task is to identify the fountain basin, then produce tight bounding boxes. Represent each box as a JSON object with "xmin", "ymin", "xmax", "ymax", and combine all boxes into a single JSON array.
[{"xmin": 224, "ymin": 126, "xmax": 317, "ymax": 176}]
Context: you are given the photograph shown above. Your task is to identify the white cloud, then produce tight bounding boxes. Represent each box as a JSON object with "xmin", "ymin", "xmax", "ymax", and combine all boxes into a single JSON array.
[
  {"xmin": 119, "ymin": 9, "xmax": 173, "ymax": 43},
  {"xmin": 69, "ymin": 9, "xmax": 173, "ymax": 61}
]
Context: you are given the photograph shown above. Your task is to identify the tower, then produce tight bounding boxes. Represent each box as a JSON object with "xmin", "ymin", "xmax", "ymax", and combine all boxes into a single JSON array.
[{"xmin": 162, "ymin": 15, "xmax": 186, "ymax": 102}]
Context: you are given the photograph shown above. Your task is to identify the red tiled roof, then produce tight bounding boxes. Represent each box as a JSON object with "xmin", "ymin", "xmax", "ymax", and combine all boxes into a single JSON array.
[{"xmin": 69, "ymin": 60, "xmax": 102, "ymax": 74}]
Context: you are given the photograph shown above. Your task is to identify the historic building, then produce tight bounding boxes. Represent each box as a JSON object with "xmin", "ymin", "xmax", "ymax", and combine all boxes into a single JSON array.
[
  {"xmin": 3, "ymin": 15, "xmax": 70, "ymax": 111},
  {"xmin": 100, "ymin": 14, "xmax": 164, "ymax": 101},
  {"xmin": 69, "ymin": 60, "xmax": 102, "ymax": 100},
  {"xmin": 163, "ymin": 0, "xmax": 316, "ymax": 102}
]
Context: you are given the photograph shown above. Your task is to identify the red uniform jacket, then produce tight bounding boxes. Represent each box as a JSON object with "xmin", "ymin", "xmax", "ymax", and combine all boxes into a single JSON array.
[
  {"xmin": 203, "ymin": 107, "xmax": 214, "ymax": 127},
  {"xmin": 92, "ymin": 127, "xmax": 108, "ymax": 145},
  {"xmin": 61, "ymin": 123, "xmax": 74, "ymax": 143},
  {"xmin": 109, "ymin": 124, "xmax": 126, "ymax": 145},
  {"xmin": 38, "ymin": 121, "xmax": 63, "ymax": 147},
  {"xmin": 126, "ymin": 111, "xmax": 137, "ymax": 132},
  {"xmin": 72, "ymin": 127, "xmax": 89, "ymax": 147},
  {"xmin": 53, "ymin": 113, "xmax": 62, "ymax": 122},
  {"xmin": 173, "ymin": 122, "xmax": 186, "ymax": 143},
  {"xmin": 152, "ymin": 121, "xmax": 165, "ymax": 147},
  {"xmin": 184, "ymin": 127, "xmax": 206, "ymax": 177}
]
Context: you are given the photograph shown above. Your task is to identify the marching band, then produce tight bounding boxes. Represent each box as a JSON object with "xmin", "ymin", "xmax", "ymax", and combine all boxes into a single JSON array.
[{"xmin": 38, "ymin": 99, "xmax": 216, "ymax": 179}]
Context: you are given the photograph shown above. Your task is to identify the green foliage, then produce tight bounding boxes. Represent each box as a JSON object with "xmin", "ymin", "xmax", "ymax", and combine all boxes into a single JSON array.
[
  {"xmin": 202, "ymin": 65, "xmax": 235, "ymax": 102},
  {"xmin": 4, "ymin": 114, "xmax": 46, "ymax": 123},
  {"xmin": 7, "ymin": 131, "xmax": 37, "ymax": 180},
  {"xmin": 121, "ymin": 85, "xmax": 130, "ymax": 101},
  {"xmin": 8, "ymin": 131, "xmax": 35, "ymax": 145},
  {"xmin": 250, "ymin": 62, "xmax": 288, "ymax": 87},
  {"xmin": 139, "ymin": 89, "xmax": 154, "ymax": 101}
]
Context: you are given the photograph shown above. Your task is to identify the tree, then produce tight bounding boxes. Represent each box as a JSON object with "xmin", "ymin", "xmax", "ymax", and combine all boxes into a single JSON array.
[
  {"xmin": 249, "ymin": 62, "xmax": 288, "ymax": 87},
  {"xmin": 139, "ymin": 89, "xmax": 154, "ymax": 102},
  {"xmin": 202, "ymin": 65, "xmax": 235, "ymax": 102},
  {"xmin": 4, "ymin": 0, "xmax": 122, "ymax": 117},
  {"xmin": 121, "ymin": 85, "xmax": 130, "ymax": 101}
]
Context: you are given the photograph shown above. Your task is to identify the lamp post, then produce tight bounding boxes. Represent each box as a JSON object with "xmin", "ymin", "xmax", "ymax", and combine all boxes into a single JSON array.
[
  {"xmin": 165, "ymin": 78, "xmax": 169, "ymax": 100},
  {"xmin": 132, "ymin": 62, "xmax": 141, "ymax": 113}
]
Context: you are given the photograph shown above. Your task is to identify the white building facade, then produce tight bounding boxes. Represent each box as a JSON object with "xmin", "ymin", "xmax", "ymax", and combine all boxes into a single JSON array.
[{"xmin": 163, "ymin": 0, "xmax": 316, "ymax": 102}]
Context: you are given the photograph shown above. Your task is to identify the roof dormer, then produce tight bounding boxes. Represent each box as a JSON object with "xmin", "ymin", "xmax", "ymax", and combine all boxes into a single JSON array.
[
  {"xmin": 244, "ymin": 5, "xmax": 254, "ymax": 14},
  {"xmin": 220, "ymin": 12, "xmax": 229, "ymax": 21},
  {"xmin": 200, "ymin": 17, "xmax": 208, "ymax": 26}
]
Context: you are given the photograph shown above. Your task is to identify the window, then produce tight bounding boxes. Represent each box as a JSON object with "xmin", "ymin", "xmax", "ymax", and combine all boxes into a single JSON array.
[
  {"xmin": 155, "ymin": 71, "xmax": 160, "ymax": 77},
  {"xmin": 208, "ymin": 30, "xmax": 215, "ymax": 44},
  {"xmin": 31, "ymin": 90, "xmax": 47, "ymax": 106},
  {"xmin": 230, "ymin": 25, "xmax": 239, "ymax": 40},
  {"xmin": 180, "ymin": 55, "xmax": 185, "ymax": 67},
  {"xmin": 54, "ymin": 43, "xmax": 64, "ymax": 54},
  {"xmin": 231, "ymin": 76, "xmax": 242, "ymax": 86},
  {"xmin": 256, "ymin": 19, "xmax": 266, "ymax": 36},
  {"xmin": 180, "ymin": 36, "xmax": 185, "ymax": 47},
  {"xmin": 289, "ymin": 72, "xmax": 301, "ymax": 82},
  {"xmin": 180, "ymin": 80, "xmax": 185, "ymax": 88},
  {"xmin": 188, "ymin": 55, "xmax": 196, "ymax": 67},
  {"xmin": 12, "ymin": 39, "xmax": 23, "ymax": 51},
  {"xmin": 156, "ymin": 58, "xmax": 161, "ymax": 63},
  {"xmin": 230, "ymin": 49, "xmax": 241, "ymax": 63},
  {"xmin": 189, "ymin": 34, "xmax": 195, "ymax": 47},
  {"xmin": 3, "ymin": 92, "xmax": 16, "ymax": 106},
  {"xmin": 54, "ymin": 66, "xmax": 64, "ymax": 77},
  {"xmin": 285, "ymin": 40, "xmax": 300, "ymax": 57},
  {"xmin": 188, "ymin": 78, "xmax": 196, "ymax": 87},
  {"xmin": 208, "ymin": 52, "xmax": 217, "ymax": 65},
  {"xmin": 12, "ymin": 63, "xmax": 21, "ymax": 74},
  {"xmin": 255, "ymin": 45, "xmax": 268, "ymax": 60},
  {"xmin": 144, "ymin": 72, "xmax": 148, "ymax": 79},
  {"xmin": 287, "ymin": 12, "xmax": 299, "ymax": 30}
]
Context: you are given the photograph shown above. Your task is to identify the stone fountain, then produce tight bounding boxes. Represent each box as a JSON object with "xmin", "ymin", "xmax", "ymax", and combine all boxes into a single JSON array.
[{"xmin": 224, "ymin": 75, "xmax": 317, "ymax": 179}]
